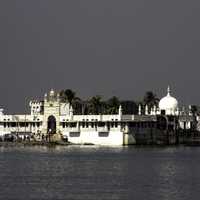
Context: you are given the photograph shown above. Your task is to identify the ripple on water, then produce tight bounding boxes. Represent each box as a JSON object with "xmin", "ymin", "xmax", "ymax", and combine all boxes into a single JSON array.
[{"xmin": 0, "ymin": 145, "xmax": 200, "ymax": 200}]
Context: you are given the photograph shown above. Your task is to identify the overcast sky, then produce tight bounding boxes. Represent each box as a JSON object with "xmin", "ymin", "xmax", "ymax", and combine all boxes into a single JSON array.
[{"xmin": 0, "ymin": 0, "xmax": 200, "ymax": 113}]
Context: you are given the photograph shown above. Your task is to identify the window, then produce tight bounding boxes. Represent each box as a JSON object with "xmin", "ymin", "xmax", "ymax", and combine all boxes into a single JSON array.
[
  {"xmin": 98, "ymin": 132, "xmax": 109, "ymax": 137},
  {"xmin": 11, "ymin": 122, "xmax": 16, "ymax": 127},
  {"xmin": 69, "ymin": 132, "xmax": 80, "ymax": 137},
  {"xmin": 70, "ymin": 122, "xmax": 77, "ymax": 128},
  {"xmin": 98, "ymin": 122, "xmax": 105, "ymax": 127},
  {"xmin": 161, "ymin": 110, "xmax": 166, "ymax": 115}
]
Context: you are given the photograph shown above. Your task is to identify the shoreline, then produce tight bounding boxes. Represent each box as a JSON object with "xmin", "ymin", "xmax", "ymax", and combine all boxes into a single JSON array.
[
  {"xmin": 0, "ymin": 141, "xmax": 71, "ymax": 147},
  {"xmin": 1, "ymin": 141, "xmax": 200, "ymax": 147}
]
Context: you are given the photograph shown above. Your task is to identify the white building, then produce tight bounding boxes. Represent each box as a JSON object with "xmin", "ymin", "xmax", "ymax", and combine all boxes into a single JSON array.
[{"xmin": 0, "ymin": 87, "xmax": 195, "ymax": 145}]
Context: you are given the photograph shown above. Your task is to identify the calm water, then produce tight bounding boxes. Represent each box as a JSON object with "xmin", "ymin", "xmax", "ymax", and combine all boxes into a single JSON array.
[{"xmin": 0, "ymin": 145, "xmax": 200, "ymax": 200}]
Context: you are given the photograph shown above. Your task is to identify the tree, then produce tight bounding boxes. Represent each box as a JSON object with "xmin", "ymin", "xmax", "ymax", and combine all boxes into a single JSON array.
[
  {"xmin": 59, "ymin": 89, "xmax": 82, "ymax": 114},
  {"xmin": 72, "ymin": 101, "xmax": 83, "ymax": 115},
  {"xmin": 88, "ymin": 95, "xmax": 103, "ymax": 114},
  {"xmin": 120, "ymin": 100, "xmax": 138, "ymax": 114},
  {"xmin": 143, "ymin": 91, "xmax": 159, "ymax": 110},
  {"xmin": 64, "ymin": 89, "xmax": 77, "ymax": 104},
  {"xmin": 59, "ymin": 90, "xmax": 67, "ymax": 102},
  {"xmin": 191, "ymin": 105, "xmax": 199, "ymax": 116},
  {"xmin": 107, "ymin": 96, "xmax": 120, "ymax": 114},
  {"xmin": 59, "ymin": 89, "xmax": 80, "ymax": 105}
]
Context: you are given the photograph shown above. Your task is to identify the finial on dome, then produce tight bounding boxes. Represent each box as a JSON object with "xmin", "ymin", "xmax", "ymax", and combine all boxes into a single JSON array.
[{"xmin": 167, "ymin": 86, "xmax": 171, "ymax": 96}]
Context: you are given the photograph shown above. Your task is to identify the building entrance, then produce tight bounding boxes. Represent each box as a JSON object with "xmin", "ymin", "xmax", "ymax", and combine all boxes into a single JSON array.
[{"xmin": 47, "ymin": 115, "xmax": 56, "ymax": 134}]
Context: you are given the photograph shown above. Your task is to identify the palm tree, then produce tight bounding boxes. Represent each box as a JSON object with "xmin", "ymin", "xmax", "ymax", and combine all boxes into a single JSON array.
[
  {"xmin": 191, "ymin": 105, "xmax": 199, "ymax": 116},
  {"xmin": 121, "ymin": 100, "xmax": 138, "ymax": 114},
  {"xmin": 59, "ymin": 90, "xmax": 67, "ymax": 102},
  {"xmin": 88, "ymin": 95, "xmax": 103, "ymax": 114},
  {"xmin": 59, "ymin": 89, "xmax": 82, "ymax": 114},
  {"xmin": 59, "ymin": 89, "xmax": 80, "ymax": 105},
  {"xmin": 64, "ymin": 89, "xmax": 77, "ymax": 104},
  {"xmin": 107, "ymin": 96, "xmax": 120, "ymax": 114},
  {"xmin": 143, "ymin": 91, "xmax": 159, "ymax": 111}
]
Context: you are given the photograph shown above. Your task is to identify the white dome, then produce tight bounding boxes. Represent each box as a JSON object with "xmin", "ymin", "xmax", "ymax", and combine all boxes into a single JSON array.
[{"xmin": 159, "ymin": 87, "xmax": 178, "ymax": 112}]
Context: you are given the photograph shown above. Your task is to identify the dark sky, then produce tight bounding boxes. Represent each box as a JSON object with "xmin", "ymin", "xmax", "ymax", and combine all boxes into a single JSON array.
[{"xmin": 0, "ymin": 0, "xmax": 200, "ymax": 113}]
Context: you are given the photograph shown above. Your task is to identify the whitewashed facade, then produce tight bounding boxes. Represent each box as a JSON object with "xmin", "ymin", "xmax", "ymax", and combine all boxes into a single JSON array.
[{"xmin": 0, "ymin": 88, "xmax": 195, "ymax": 145}]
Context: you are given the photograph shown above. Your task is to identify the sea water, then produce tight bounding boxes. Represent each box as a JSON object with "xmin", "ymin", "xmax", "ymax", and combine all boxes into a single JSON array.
[{"xmin": 0, "ymin": 145, "xmax": 200, "ymax": 200}]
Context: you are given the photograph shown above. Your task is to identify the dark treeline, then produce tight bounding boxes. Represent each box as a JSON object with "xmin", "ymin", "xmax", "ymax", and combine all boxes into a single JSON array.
[{"xmin": 59, "ymin": 89, "xmax": 160, "ymax": 115}]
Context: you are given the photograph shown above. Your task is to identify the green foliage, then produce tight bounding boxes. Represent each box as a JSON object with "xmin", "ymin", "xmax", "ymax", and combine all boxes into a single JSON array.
[
  {"xmin": 64, "ymin": 89, "xmax": 76, "ymax": 104},
  {"xmin": 59, "ymin": 90, "xmax": 67, "ymax": 102},
  {"xmin": 191, "ymin": 105, "xmax": 200, "ymax": 116},
  {"xmin": 59, "ymin": 89, "xmax": 80, "ymax": 104},
  {"xmin": 88, "ymin": 95, "xmax": 103, "ymax": 114},
  {"xmin": 107, "ymin": 96, "xmax": 120, "ymax": 114},
  {"xmin": 120, "ymin": 100, "xmax": 138, "ymax": 115},
  {"xmin": 59, "ymin": 89, "xmax": 159, "ymax": 115},
  {"xmin": 143, "ymin": 91, "xmax": 159, "ymax": 109}
]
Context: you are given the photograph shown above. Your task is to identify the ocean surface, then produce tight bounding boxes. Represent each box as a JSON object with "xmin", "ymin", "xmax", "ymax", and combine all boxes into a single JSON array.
[{"xmin": 0, "ymin": 145, "xmax": 200, "ymax": 200}]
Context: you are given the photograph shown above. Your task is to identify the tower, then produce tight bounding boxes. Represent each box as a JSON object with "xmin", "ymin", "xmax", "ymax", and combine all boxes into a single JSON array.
[{"xmin": 42, "ymin": 89, "xmax": 61, "ymax": 135}]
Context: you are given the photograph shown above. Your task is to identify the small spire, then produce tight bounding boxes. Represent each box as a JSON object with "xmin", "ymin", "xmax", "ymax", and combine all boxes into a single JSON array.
[
  {"xmin": 50, "ymin": 89, "xmax": 55, "ymax": 97},
  {"xmin": 138, "ymin": 104, "xmax": 141, "ymax": 115},
  {"xmin": 44, "ymin": 93, "xmax": 48, "ymax": 101},
  {"xmin": 167, "ymin": 86, "xmax": 171, "ymax": 96},
  {"xmin": 145, "ymin": 104, "xmax": 149, "ymax": 115},
  {"xmin": 119, "ymin": 105, "xmax": 122, "ymax": 110}
]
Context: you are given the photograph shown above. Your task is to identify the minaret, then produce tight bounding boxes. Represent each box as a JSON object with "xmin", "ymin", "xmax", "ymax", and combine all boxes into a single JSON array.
[
  {"xmin": 182, "ymin": 106, "xmax": 186, "ymax": 115},
  {"xmin": 0, "ymin": 108, "xmax": 4, "ymax": 115},
  {"xmin": 153, "ymin": 105, "xmax": 157, "ymax": 115},
  {"xmin": 44, "ymin": 93, "xmax": 48, "ymax": 102},
  {"xmin": 145, "ymin": 105, "xmax": 149, "ymax": 115},
  {"xmin": 189, "ymin": 105, "xmax": 192, "ymax": 116},
  {"xmin": 69, "ymin": 105, "xmax": 74, "ymax": 119},
  {"xmin": 49, "ymin": 89, "xmax": 55, "ymax": 101},
  {"xmin": 138, "ymin": 104, "xmax": 142, "ymax": 115},
  {"xmin": 150, "ymin": 107, "xmax": 153, "ymax": 115},
  {"xmin": 118, "ymin": 105, "xmax": 122, "ymax": 119}
]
